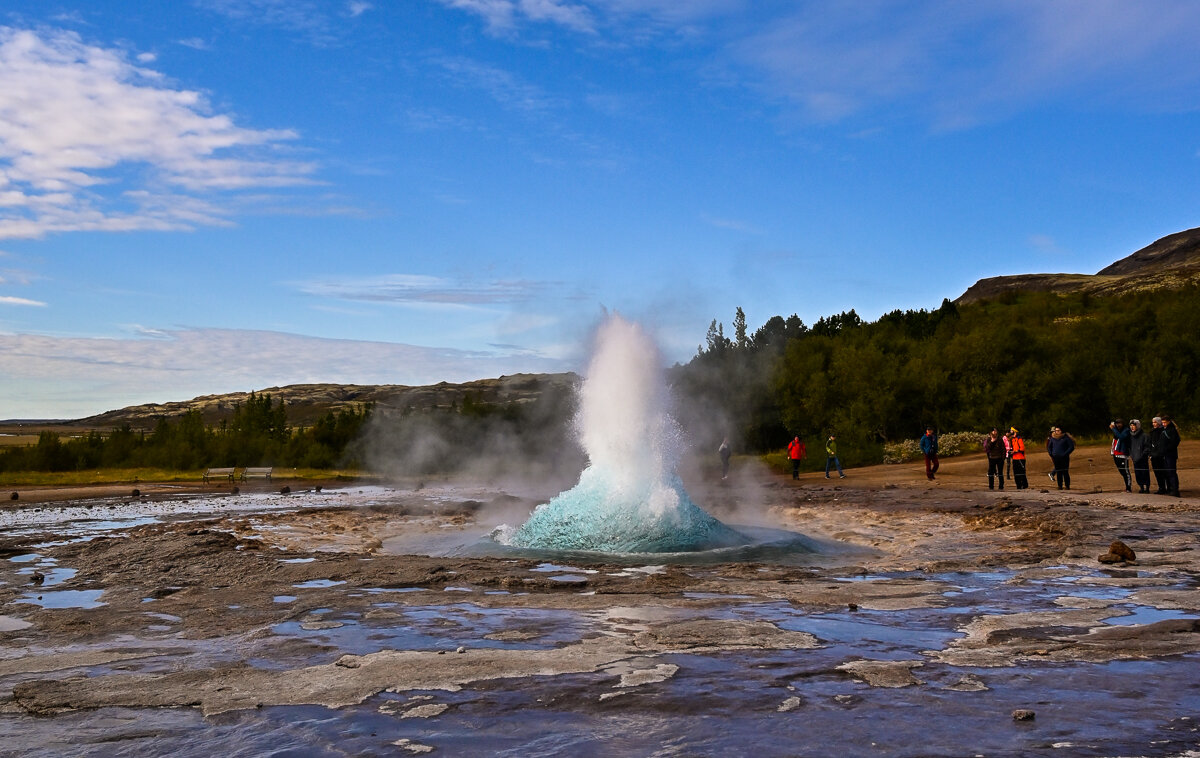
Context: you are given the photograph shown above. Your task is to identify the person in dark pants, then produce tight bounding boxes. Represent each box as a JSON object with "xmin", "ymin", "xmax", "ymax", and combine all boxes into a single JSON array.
[
  {"xmin": 1008, "ymin": 427, "xmax": 1028, "ymax": 489},
  {"xmin": 1046, "ymin": 426, "xmax": 1075, "ymax": 490},
  {"xmin": 1149, "ymin": 417, "xmax": 1167, "ymax": 493},
  {"xmin": 1109, "ymin": 419, "xmax": 1132, "ymax": 492},
  {"xmin": 920, "ymin": 427, "xmax": 939, "ymax": 481},
  {"xmin": 824, "ymin": 435, "xmax": 845, "ymax": 479},
  {"xmin": 1160, "ymin": 415, "xmax": 1181, "ymax": 497},
  {"xmin": 787, "ymin": 436, "xmax": 806, "ymax": 480},
  {"xmin": 1128, "ymin": 419, "xmax": 1151, "ymax": 493},
  {"xmin": 983, "ymin": 428, "xmax": 1006, "ymax": 490}
]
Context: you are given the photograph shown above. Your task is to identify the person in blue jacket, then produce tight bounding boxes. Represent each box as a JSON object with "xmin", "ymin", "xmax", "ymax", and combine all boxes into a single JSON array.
[
  {"xmin": 1046, "ymin": 426, "xmax": 1076, "ymax": 490},
  {"xmin": 1109, "ymin": 418, "xmax": 1132, "ymax": 493},
  {"xmin": 920, "ymin": 426, "xmax": 939, "ymax": 481}
]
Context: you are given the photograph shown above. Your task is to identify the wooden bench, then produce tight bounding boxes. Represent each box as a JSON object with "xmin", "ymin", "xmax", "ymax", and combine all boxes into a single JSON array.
[
  {"xmin": 240, "ymin": 467, "xmax": 273, "ymax": 482},
  {"xmin": 203, "ymin": 467, "xmax": 236, "ymax": 484}
]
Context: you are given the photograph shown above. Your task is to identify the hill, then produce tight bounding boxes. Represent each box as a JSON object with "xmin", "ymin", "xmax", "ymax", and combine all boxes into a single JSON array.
[
  {"xmin": 50, "ymin": 373, "xmax": 578, "ymax": 431},
  {"xmin": 956, "ymin": 226, "xmax": 1200, "ymax": 304}
]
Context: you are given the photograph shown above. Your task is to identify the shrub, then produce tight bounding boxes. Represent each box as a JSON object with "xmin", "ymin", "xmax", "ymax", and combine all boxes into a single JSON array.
[{"xmin": 883, "ymin": 431, "xmax": 987, "ymax": 464}]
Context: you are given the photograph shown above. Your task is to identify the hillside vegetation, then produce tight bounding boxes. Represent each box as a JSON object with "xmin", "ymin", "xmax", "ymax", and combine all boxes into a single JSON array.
[{"xmin": 674, "ymin": 286, "xmax": 1198, "ymax": 466}]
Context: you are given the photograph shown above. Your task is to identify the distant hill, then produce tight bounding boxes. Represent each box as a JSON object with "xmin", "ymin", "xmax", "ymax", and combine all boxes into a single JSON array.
[
  {"xmin": 956, "ymin": 226, "xmax": 1200, "ymax": 304},
  {"xmin": 58, "ymin": 373, "xmax": 578, "ymax": 430}
]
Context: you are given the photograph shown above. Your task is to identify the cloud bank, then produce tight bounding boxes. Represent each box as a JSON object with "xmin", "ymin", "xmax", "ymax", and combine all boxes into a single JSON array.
[{"xmin": 0, "ymin": 327, "xmax": 571, "ymax": 419}]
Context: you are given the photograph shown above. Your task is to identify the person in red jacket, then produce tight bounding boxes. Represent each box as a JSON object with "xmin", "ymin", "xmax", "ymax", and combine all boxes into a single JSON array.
[
  {"xmin": 787, "ymin": 436, "xmax": 806, "ymax": 480},
  {"xmin": 1008, "ymin": 427, "xmax": 1028, "ymax": 489}
]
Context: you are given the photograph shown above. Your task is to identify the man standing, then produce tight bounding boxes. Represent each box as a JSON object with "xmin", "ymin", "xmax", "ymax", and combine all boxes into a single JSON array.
[
  {"xmin": 1149, "ymin": 417, "xmax": 1167, "ymax": 493},
  {"xmin": 984, "ymin": 427, "xmax": 1006, "ymax": 490},
  {"xmin": 920, "ymin": 426, "xmax": 939, "ymax": 481},
  {"xmin": 1128, "ymin": 420, "xmax": 1151, "ymax": 494},
  {"xmin": 824, "ymin": 434, "xmax": 845, "ymax": 479},
  {"xmin": 787, "ymin": 436, "xmax": 805, "ymax": 481},
  {"xmin": 719, "ymin": 437, "xmax": 732, "ymax": 480},
  {"xmin": 1160, "ymin": 415, "xmax": 1181, "ymax": 497},
  {"xmin": 1009, "ymin": 427, "xmax": 1028, "ymax": 489},
  {"xmin": 1109, "ymin": 419, "xmax": 1132, "ymax": 493}
]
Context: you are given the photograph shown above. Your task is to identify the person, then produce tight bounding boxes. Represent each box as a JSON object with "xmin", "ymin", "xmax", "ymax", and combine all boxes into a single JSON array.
[
  {"xmin": 1003, "ymin": 429, "xmax": 1013, "ymax": 481},
  {"xmin": 1045, "ymin": 426, "xmax": 1075, "ymax": 490},
  {"xmin": 824, "ymin": 434, "xmax": 845, "ymax": 479},
  {"xmin": 1009, "ymin": 427, "xmax": 1028, "ymax": 489},
  {"xmin": 983, "ymin": 427, "xmax": 1006, "ymax": 490},
  {"xmin": 719, "ymin": 437, "xmax": 732, "ymax": 480},
  {"xmin": 1109, "ymin": 418, "xmax": 1132, "ymax": 493},
  {"xmin": 1160, "ymin": 415, "xmax": 1181, "ymax": 497},
  {"xmin": 1128, "ymin": 419, "xmax": 1151, "ymax": 494},
  {"xmin": 1149, "ymin": 417, "xmax": 1168, "ymax": 493},
  {"xmin": 920, "ymin": 426, "xmax": 939, "ymax": 481},
  {"xmin": 787, "ymin": 436, "xmax": 805, "ymax": 480}
]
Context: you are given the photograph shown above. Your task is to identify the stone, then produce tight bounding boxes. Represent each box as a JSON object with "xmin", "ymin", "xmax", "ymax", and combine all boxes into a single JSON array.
[
  {"xmin": 1097, "ymin": 552, "xmax": 1122, "ymax": 564},
  {"xmin": 9, "ymin": 492, "xmax": 17, "ymax": 500},
  {"xmin": 131, "ymin": 489, "xmax": 140, "ymax": 497},
  {"xmin": 280, "ymin": 486, "xmax": 291, "ymax": 494},
  {"xmin": 1108, "ymin": 540, "xmax": 1137, "ymax": 561},
  {"xmin": 1012, "ymin": 709, "xmax": 1036, "ymax": 721}
]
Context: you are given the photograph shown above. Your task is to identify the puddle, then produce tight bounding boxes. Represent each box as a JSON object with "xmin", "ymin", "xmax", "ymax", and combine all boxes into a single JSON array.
[
  {"xmin": 292, "ymin": 580, "xmax": 346, "ymax": 589},
  {"xmin": 1102, "ymin": 605, "xmax": 1200, "ymax": 626},
  {"xmin": 14, "ymin": 589, "xmax": 105, "ymax": 609},
  {"xmin": 279, "ymin": 558, "xmax": 316, "ymax": 564},
  {"xmin": 273, "ymin": 596, "xmax": 298, "ymax": 604}
]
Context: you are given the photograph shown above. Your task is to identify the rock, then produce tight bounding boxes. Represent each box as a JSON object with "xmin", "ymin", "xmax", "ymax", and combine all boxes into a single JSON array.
[
  {"xmin": 30, "ymin": 572, "xmax": 45, "ymax": 585},
  {"xmin": 280, "ymin": 486, "xmax": 291, "ymax": 495},
  {"xmin": 1108, "ymin": 540, "xmax": 1137, "ymax": 561},
  {"xmin": 455, "ymin": 646, "xmax": 466, "ymax": 654},
  {"xmin": 315, "ymin": 485, "xmax": 322, "ymax": 492},
  {"xmin": 231, "ymin": 486, "xmax": 239, "ymax": 495},
  {"xmin": 131, "ymin": 488, "xmax": 140, "ymax": 497},
  {"xmin": 1012, "ymin": 709, "xmax": 1036, "ymax": 721},
  {"xmin": 1097, "ymin": 553, "xmax": 1122, "ymax": 564},
  {"xmin": 9, "ymin": 492, "xmax": 17, "ymax": 500}
]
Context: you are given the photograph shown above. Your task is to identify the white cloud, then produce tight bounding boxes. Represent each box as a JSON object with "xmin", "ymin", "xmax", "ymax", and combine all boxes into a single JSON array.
[
  {"xmin": 347, "ymin": 1, "xmax": 373, "ymax": 17},
  {"xmin": 436, "ymin": 0, "xmax": 594, "ymax": 34},
  {"xmin": 0, "ymin": 26, "xmax": 314, "ymax": 239},
  {"xmin": 0, "ymin": 327, "xmax": 570, "ymax": 418},
  {"xmin": 0, "ymin": 295, "xmax": 45, "ymax": 306},
  {"xmin": 296, "ymin": 274, "xmax": 550, "ymax": 306}
]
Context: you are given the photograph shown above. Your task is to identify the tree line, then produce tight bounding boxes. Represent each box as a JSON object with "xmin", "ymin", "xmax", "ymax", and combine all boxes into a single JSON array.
[
  {"xmin": 0, "ymin": 393, "xmax": 371, "ymax": 473},
  {"xmin": 672, "ymin": 287, "xmax": 1199, "ymax": 466}
]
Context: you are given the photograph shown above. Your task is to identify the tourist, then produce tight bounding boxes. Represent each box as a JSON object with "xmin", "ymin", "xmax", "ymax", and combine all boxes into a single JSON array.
[
  {"xmin": 920, "ymin": 426, "xmax": 939, "ymax": 481},
  {"xmin": 1009, "ymin": 427, "xmax": 1029, "ymax": 489},
  {"xmin": 1149, "ymin": 417, "xmax": 1167, "ymax": 493},
  {"xmin": 824, "ymin": 434, "xmax": 845, "ymax": 479},
  {"xmin": 1160, "ymin": 415, "xmax": 1181, "ymax": 497},
  {"xmin": 1109, "ymin": 419, "xmax": 1132, "ymax": 493},
  {"xmin": 1128, "ymin": 420, "xmax": 1151, "ymax": 494},
  {"xmin": 1046, "ymin": 426, "xmax": 1075, "ymax": 490},
  {"xmin": 1004, "ymin": 428, "xmax": 1013, "ymax": 481},
  {"xmin": 983, "ymin": 427, "xmax": 1006, "ymax": 490},
  {"xmin": 719, "ymin": 437, "xmax": 732, "ymax": 480},
  {"xmin": 787, "ymin": 436, "xmax": 805, "ymax": 480}
]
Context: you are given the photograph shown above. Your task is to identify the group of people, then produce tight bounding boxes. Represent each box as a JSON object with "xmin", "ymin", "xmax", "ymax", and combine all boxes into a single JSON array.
[
  {"xmin": 972, "ymin": 417, "xmax": 1182, "ymax": 496},
  {"xmin": 786, "ymin": 434, "xmax": 845, "ymax": 481},
  {"xmin": 1106, "ymin": 416, "xmax": 1182, "ymax": 496}
]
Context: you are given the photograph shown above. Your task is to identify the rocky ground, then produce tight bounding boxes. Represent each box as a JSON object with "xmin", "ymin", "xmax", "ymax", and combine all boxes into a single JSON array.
[{"xmin": 0, "ymin": 442, "xmax": 1197, "ymax": 756}]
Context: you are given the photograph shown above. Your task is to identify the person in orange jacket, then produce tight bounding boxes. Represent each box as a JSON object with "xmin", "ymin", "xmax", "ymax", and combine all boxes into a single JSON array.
[
  {"xmin": 787, "ymin": 436, "xmax": 806, "ymax": 480},
  {"xmin": 1008, "ymin": 426, "xmax": 1028, "ymax": 489}
]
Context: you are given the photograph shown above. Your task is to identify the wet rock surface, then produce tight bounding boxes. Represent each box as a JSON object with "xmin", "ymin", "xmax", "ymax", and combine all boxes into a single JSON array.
[{"xmin": 1, "ymin": 470, "xmax": 1199, "ymax": 756}]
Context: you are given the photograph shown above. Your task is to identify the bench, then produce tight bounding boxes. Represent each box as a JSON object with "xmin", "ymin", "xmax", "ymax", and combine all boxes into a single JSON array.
[
  {"xmin": 203, "ymin": 467, "xmax": 236, "ymax": 484},
  {"xmin": 241, "ymin": 467, "xmax": 273, "ymax": 481}
]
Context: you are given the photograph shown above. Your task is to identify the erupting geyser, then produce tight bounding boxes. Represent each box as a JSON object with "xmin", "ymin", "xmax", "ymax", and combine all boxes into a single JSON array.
[{"xmin": 501, "ymin": 314, "xmax": 747, "ymax": 553}]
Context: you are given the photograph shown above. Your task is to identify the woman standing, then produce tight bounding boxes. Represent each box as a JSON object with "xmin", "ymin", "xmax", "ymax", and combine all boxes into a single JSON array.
[
  {"xmin": 1046, "ymin": 426, "xmax": 1076, "ymax": 490},
  {"xmin": 983, "ymin": 428, "xmax": 1006, "ymax": 490}
]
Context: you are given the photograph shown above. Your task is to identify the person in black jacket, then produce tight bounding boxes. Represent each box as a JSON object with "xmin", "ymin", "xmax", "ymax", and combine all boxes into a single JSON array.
[
  {"xmin": 1160, "ymin": 415, "xmax": 1181, "ymax": 497},
  {"xmin": 1128, "ymin": 419, "xmax": 1151, "ymax": 494},
  {"xmin": 1046, "ymin": 426, "xmax": 1076, "ymax": 490},
  {"xmin": 983, "ymin": 428, "xmax": 1006, "ymax": 490},
  {"xmin": 1109, "ymin": 419, "xmax": 1132, "ymax": 493},
  {"xmin": 1149, "ymin": 417, "xmax": 1167, "ymax": 493}
]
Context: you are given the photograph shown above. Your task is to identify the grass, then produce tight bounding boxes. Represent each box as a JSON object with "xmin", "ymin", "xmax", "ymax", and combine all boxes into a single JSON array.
[{"xmin": 0, "ymin": 467, "xmax": 367, "ymax": 487}]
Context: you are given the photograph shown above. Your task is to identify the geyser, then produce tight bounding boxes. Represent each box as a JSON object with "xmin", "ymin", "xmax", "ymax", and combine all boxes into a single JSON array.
[{"xmin": 502, "ymin": 314, "xmax": 747, "ymax": 553}]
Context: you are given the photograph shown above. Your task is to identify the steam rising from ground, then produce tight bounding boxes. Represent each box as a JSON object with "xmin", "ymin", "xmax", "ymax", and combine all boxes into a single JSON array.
[{"xmin": 498, "ymin": 315, "xmax": 745, "ymax": 553}]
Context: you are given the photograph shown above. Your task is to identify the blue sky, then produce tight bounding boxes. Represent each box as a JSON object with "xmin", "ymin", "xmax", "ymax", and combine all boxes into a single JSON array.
[{"xmin": 2, "ymin": 1, "xmax": 1200, "ymax": 418}]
